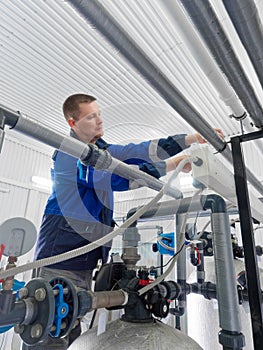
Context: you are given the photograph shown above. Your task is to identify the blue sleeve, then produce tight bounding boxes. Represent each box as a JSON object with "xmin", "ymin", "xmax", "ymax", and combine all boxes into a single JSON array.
[
  {"xmin": 138, "ymin": 161, "xmax": 166, "ymax": 178},
  {"xmin": 155, "ymin": 134, "xmax": 188, "ymax": 159},
  {"xmin": 54, "ymin": 150, "xmax": 166, "ymax": 193},
  {"xmin": 107, "ymin": 134, "xmax": 188, "ymax": 163},
  {"xmin": 79, "ymin": 161, "xmax": 166, "ymax": 192},
  {"xmin": 108, "ymin": 141, "xmax": 151, "ymax": 163}
]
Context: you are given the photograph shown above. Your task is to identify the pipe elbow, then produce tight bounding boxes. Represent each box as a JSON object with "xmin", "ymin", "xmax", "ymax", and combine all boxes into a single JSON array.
[{"xmin": 203, "ymin": 194, "xmax": 227, "ymax": 213}]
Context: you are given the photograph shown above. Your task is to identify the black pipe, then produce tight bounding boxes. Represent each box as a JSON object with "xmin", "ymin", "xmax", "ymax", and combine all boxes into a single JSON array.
[
  {"xmin": 231, "ymin": 134, "xmax": 263, "ymax": 349},
  {"xmin": 180, "ymin": 0, "xmax": 263, "ymax": 128},
  {"xmin": 0, "ymin": 299, "xmax": 27, "ymax": 327},
  {"xmin": 197, "ymin": 241, "xmax": 205, "ymax": 284},
  {"xmin": 203, "ymin": 194, "xmax": 227, "ymax": 213},
  {"xmin": 187, "ymin": 282, "xmax": 217, "ymax": 300},
  {"xmin": 223, "ymin": 0, "xmax": 263, "ymax": 92}
]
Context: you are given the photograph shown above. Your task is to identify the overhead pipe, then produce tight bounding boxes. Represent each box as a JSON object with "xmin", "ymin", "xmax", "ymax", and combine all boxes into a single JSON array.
[
  {"xmin": 67, "ymin": 0, "xmax": 263, "ymax": 197},
  {"xmin": 0, "ymin": 105, "xmax": 182, "ymax": 199},
  {"xmin": 222, "ymin": 0, "xmax": 263, "ymax": 92},
  {"xmin": 162, "ymin": 1, "xmax": 245, "ymax": 120},
  {"xmin": 163, "ymin": 0, "xmax": 263, "ymax": 158},
  {"xmin": 180, "ymin": 0, "xmax": 263, "ymax": 129}
]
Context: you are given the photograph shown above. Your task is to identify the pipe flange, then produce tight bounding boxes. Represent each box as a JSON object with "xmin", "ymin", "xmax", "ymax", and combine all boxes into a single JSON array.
[{"xmin": 20, "ymin": 278, "xmax": 55, "ymax": 346}]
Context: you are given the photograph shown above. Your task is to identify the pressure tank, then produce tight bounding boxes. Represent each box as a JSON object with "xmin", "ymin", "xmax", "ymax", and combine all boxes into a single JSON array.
[
  {"xmin": 187, "ymin": 257, "xmax": 263, "ymax": 350},
  {"xmin": 69, "ymin": 318, "xmax": 203, "ymax": 350}
]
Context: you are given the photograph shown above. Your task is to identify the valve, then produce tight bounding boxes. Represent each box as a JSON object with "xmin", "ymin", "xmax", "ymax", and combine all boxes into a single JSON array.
[
  {"xmin": 49, "ymin": 277, "xmax": 78, "ymax": 338},
  {"xmin": 50, "ymin": 284, "xmax": 69, "ymax": 338}
]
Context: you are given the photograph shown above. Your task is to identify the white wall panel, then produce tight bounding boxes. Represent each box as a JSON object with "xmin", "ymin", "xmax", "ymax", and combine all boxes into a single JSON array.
[
  {"xmin": 0, "ymin": 136, "xmax": 52, "ymax": 350},
  {"xmin": 0, "ymin": 134, "xmax": 52, "ymax": 184}
]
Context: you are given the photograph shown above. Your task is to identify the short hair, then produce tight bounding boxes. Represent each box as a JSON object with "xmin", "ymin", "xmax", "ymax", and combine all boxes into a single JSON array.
[{"xmin": 62, "ymin": 93, "xmax": 96, "ymax": 121}]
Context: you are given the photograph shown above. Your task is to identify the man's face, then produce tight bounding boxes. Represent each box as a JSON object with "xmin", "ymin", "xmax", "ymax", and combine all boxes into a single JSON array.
[{"xmin": 70, "ymin": 101, "xmax": 104, "ymax": 143}]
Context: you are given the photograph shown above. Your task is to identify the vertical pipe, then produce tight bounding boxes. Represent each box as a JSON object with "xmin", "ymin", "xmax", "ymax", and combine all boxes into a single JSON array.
[
  {"xmin": 196, "ymin": 241, "xmax": 205, "ymax": 284},
  {"xmin": 231, "ymin": 135, "xmax": 263, "ymax": 350},
  {"xmin": 204, "ymin": 195, "xmax": 245, "ymax": 349},
  {"xmin": 176, "ymin": 213, "xmax": 187, "ymax": 334}
]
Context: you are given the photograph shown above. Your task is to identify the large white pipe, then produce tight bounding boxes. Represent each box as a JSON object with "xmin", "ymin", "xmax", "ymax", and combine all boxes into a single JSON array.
[{"xmin": 163, "ymin": 1, "xmax": 245, "ymax": 119}]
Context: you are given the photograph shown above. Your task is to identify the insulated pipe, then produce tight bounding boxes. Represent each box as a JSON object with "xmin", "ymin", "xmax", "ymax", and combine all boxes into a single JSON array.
[
  {"xmin": 180, "ymin": 0, "xmax": 263, "ymax": 129},
  {"xmin": 0, "ymin": 105, "xmax": 182, "ymax": 199},
  {"xmin": 223, "ymin": 0, "xmax": 263, "ymax": 92},
  {"xmin": 162, "ymin": 1, "xmax": 245, "ymax": 119},
  {"xmin": 67, "ymin": 0, "xmax": 263, "ymax": 197}
]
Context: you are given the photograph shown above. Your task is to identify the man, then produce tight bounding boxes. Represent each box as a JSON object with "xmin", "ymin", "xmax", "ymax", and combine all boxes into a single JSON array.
[{"xmin": 29, "ymin": 93, "xmax": 224, "ymax": 349}]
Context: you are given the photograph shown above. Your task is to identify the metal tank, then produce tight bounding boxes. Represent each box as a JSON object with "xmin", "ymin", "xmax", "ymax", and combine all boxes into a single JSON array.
[
  {"xmin": 68, "ymin": 318, "xmax": 203, "ymax": 350},
  {"xmin": 187, "ymin": 257, "xmax": 263, "ymax": 350}
]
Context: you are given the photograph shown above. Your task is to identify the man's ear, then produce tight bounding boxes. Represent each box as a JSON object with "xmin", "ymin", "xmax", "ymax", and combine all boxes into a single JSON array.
[{"xmin": 67, "ymin": 118, "xmax": 75, "ymax": 128}]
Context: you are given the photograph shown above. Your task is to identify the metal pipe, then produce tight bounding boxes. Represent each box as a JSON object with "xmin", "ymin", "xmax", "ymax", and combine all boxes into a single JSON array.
[
  {"xmin": 88, "ymin": 290, "xmax": 128, "ymax": 311},
  {"xmin": 67, "ymin": 0, "xmax": 263, "ymax": 197},
  {"xmin": 0, "ymin": 105, "xmax": 182, "ymax": 199},
  {"xmin": 180, "ymin": 0, "xmax": 263, "ymax": 129},
  {"xmin": 223, "ymin": 0, "xmax": 263, "ymax": 92}
]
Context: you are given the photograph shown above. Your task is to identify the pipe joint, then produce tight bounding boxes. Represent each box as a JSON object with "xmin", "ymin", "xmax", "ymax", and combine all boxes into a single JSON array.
[
  {"xmin": 80, "ymin": 144, "xmax": 112, "ymax": 169},
  {"xmin": 218, "ymin": 330, "xmax": 245, "ymax": 350},
  {"xmin": 203, "ymin": 194, "xmax": 227, "ymax": 213}
]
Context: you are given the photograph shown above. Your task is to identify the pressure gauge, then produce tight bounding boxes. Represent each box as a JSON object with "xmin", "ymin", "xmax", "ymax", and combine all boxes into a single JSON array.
[{"xmin": 0, "ymin": 217, "xmax": 37, "ymax": 257}]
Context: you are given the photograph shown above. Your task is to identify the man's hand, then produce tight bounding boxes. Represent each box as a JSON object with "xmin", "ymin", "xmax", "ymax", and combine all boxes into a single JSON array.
[{"xmin": 166, "ymin": 154, "xmax": 192, "ymax": 173}]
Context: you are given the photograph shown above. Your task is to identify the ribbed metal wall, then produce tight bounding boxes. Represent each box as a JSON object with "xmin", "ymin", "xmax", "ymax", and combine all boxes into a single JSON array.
[{"xmin": 0, "ymin": 133, "xmax": 53, "ymax": 350}]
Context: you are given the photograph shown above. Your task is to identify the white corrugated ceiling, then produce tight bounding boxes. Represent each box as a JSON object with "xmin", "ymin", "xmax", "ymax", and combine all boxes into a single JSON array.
[{"xmin": 0, "ymin": 0, "xmax": 263, "ymax": 183}]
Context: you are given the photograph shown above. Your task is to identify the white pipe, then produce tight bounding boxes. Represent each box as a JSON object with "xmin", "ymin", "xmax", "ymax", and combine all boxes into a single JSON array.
[{"xmin": 162, "ymin": 1, "xmax": 245, "ymax": 118}]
